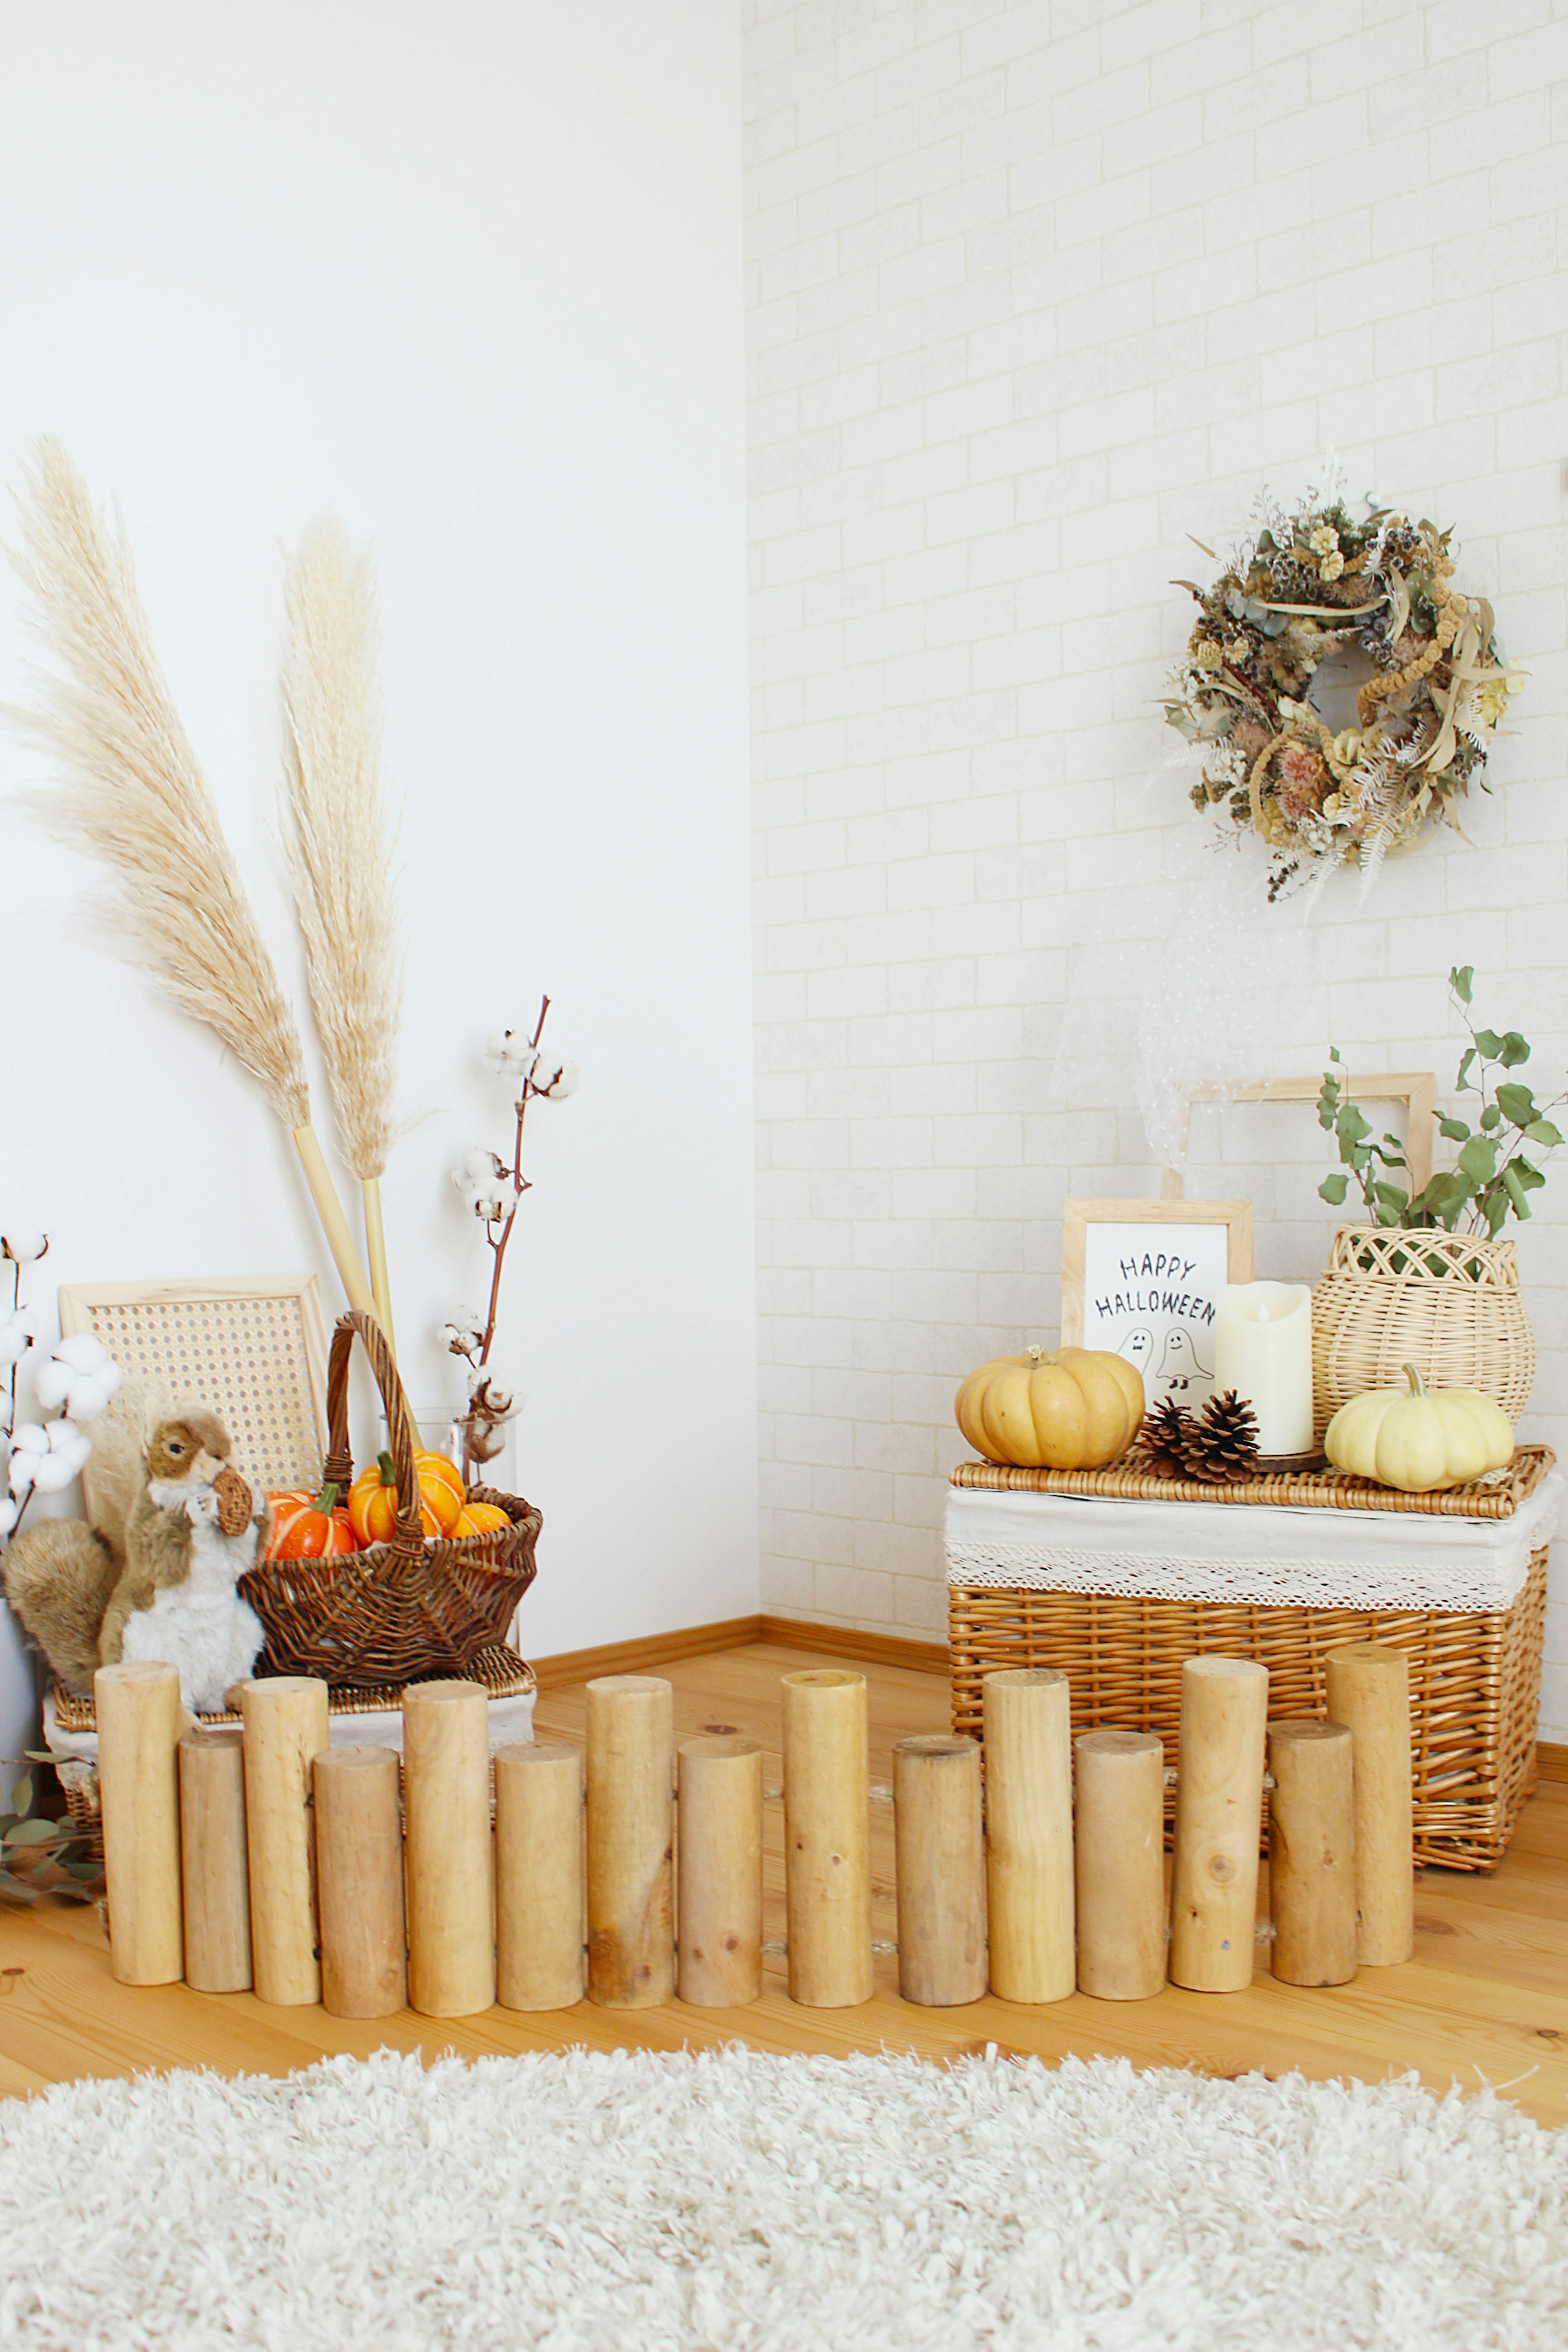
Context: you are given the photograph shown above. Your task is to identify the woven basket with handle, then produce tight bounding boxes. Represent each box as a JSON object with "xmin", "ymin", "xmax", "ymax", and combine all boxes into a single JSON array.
[
  {"xmin": 1311, "ymin": 1223, "xmax": 1536, "ymax": 1438},
  {"xmin": 239, "ymin": 1310, "xmax": 540, "ymax": 1686}
]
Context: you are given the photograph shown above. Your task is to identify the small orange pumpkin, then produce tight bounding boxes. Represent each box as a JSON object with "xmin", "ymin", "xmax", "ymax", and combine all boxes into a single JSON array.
[
  {"xmin": 450, "ymin": 1499, "xmax": 510, "ymax": 1540},
  {"xmin": 347, "ymin": 1452, "xmax": 439, "ymax": 1544},
  {"xmin": 413, "ymin": 1449, "xmax": 467, "ymax": 1535},
  {"xmin": 264, "ymin": 1482, "xmax": 360, "ymax": 1561}
]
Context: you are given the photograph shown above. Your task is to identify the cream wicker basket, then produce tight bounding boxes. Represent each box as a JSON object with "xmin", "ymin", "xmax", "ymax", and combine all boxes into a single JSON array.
[{"xmin": 1311, "ymin": 1225, "xmax": 1536, "ymax": 1437}]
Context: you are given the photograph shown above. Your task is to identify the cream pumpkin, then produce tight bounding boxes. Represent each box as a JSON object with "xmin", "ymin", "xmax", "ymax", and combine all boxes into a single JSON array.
[
  {"xmin": 955, "ymin": 1344, "xmax": 1144, "ymax": 1471},
  {"xmin": 1323, "ymin": 1363, "xmax": 1514, "ymax": 1493}
]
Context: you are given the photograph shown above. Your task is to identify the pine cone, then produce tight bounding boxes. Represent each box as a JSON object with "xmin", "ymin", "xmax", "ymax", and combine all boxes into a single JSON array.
[
  {"xmin": 1141, "ymin": 1397, "xmax": 1194, "ymax": 1479},
  {"xmin": 1179, "ymin": 1389, "xmax": 1261, "ymax": 1485}
]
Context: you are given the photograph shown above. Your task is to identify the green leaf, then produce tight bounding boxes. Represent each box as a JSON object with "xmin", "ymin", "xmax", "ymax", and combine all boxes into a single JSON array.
[
  {"xmin": 1374, "ymin": 1199, "xmax": 1403, "ymax": 1226},
  {"xmin": 1502, "ymin": 1163, "xmax": 1531, "ymax": 1219},
  {"xmin": 1451, "ymin": 965, "xmax": 1474, "ymax": 1004},
  {"xmin": 1319, "ymin": 1172, "xmax": 1350, "ymax": 1205},
  {"xmin": 1438, "ymin": 1116, "xmax": 1471, "ymax": 1142},
  {"xmin": 1372, "ymin": 1182, "xmax": 1411, "ymax": 1212},
  {"xmin": 9, "ymin": 1775, "xmax": 31, "ymax": 1819},
  {"xmin": 1474, "ymin": 1028, "xmax": 1504, "ymax": 1058},
  {"xmin": 1336, "ymin": 1105, "xmax": 1372, "ymax": 1145},
  {"xmin": 1457, "ymin": 1134, "xmax": 1499, "ymax": 1182},
  {"xmin": 1495, "ymin": 1083, "xmax": 1536, "ymax": 1126},
  {"xmin": 1457, "ymin": 1047, "xmax": 1476, "ymax": 1089},
  {"xmin": 1481, "ymin": 1103, "xmax": 1501, "ymax": 1131},
  {"xmin": 3, "ymin": 1819, "xmax": 59, "ymax": 1848},
  {"xmin": 1500, "ymin": 1032, "xmax": 1531, "ymax": 1067},
  {"xmin": 1525, "ymin": 1119, "xmax": 1563, "ymax": 1147},
  {"xmin": 1516, "ymin": 1158, "xmax": 1547, "ymax": 1191},
  {"xmin": 1486, "ymin": 1190, "xmax": 1512, "ymax": 1236}
]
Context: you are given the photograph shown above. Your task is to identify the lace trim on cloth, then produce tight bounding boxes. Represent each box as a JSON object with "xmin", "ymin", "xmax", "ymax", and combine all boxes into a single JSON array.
[{"xmin": 944, "ymin": 1539, "xmax": 1541, "ymax": 1613}]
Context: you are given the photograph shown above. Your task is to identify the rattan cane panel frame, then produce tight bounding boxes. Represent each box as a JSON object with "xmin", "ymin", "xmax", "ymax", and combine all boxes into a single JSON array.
[
  {"xmin": 59, "ymin": 1276, "xmax": 329, "ymax": 1501},
  {"xmin": 949, "ymin": 1553, "xmax": 1546, "ymax": 1872}
]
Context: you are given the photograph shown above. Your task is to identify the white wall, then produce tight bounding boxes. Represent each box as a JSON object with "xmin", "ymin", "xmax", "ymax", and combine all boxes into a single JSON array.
[
  {"xmin": 0, "ymin": 0, "xmax": 757, "ymax": 1747},
  {"xmin": 745, "ymin": 1, "xmax": 1568, "ymax": 1731}
]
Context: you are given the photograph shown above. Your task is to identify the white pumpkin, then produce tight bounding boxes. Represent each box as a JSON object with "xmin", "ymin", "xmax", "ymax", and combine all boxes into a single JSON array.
[{"xmin": 1323, "ymin": 1364, "xmax": 1514, "ymax": 1493}]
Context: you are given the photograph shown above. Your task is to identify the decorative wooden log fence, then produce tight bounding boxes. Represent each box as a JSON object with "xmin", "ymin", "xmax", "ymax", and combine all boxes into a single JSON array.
[{"xmin": 93, "ymin": 1648, "xmax": 1414, "ymax": 2018}]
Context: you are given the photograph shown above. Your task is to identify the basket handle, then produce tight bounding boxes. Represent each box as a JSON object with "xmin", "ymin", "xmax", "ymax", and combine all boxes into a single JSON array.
[{"xmin": 323, "ymin": 1309, "xmax": 425, "ymax": 1566}]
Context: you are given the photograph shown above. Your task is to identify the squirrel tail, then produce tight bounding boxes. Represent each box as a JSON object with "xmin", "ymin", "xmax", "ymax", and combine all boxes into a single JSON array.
[{"xmin": 85, "ymin": 1367, "xmax": 172, "ymax": 1558}]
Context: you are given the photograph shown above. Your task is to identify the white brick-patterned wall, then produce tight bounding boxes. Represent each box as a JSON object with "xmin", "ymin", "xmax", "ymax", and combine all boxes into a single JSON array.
[{"xmin": 744, "ymin": 0, "xmax": 1568, "ymax": 1733}]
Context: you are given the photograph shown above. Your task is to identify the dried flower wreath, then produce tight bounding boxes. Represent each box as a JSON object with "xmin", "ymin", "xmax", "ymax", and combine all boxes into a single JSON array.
[{"xmin": 1164, "ymin": 478, "xmax": 1522, "ymax": 900}]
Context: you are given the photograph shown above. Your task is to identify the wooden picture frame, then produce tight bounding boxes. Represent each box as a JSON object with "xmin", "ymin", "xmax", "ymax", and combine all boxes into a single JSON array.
[
  {"xmin": 1062, "ymin": 1199, "xmax": 1254, "ymax": 1407},
  {"xmin": 58, "ymin": 1274, "xmax": 331, "ymax": 1512},
  {"xmin": 1161, "ymin": 1073, "xmax": 1436, "ymax": 1200}
]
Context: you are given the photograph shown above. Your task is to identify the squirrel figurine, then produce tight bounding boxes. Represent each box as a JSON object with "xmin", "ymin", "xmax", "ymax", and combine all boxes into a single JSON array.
[{"xmin": 3, "ymin": 1398, "xmax": 268, "ymax": 1715}]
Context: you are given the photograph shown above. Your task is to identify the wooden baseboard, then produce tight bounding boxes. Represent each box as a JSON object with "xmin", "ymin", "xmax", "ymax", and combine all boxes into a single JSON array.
[
  {"xmin": 529, "ymin": 1616, "xmax": 764, "ymax": 1691},
  {"xmin": 529, "ymin": 1612, "xmax": 951, "ymax": 1689},
  {"xmin": 757, "ymin": 1615, "xmax": 949, "ymax": 1676},
  {"xmin": 1538, "ymin": 1741, "xmax": 1568, "ymax": 1785}
]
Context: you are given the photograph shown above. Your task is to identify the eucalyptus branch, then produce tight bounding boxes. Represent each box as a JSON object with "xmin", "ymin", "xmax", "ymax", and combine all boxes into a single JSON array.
[{"xmin": 1319, "ymin": 967, "xmax": 1564, "ymax": 1237}]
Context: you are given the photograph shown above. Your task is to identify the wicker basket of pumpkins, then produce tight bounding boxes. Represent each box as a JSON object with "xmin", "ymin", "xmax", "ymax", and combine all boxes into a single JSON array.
[{"xmin": 955, "ymin": 1344, "xmax": 1144, "ymax": 1471}]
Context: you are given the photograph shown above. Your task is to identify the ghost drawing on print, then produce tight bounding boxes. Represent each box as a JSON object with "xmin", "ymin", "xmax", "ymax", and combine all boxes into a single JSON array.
[
  {"xmin": 1118, "ymin": 1328, "xmax": 1155, "ymax": 1381},
  {"xmin": 1155, "ymin": 1327, "xmax": 1212, "ymax": 1396}
]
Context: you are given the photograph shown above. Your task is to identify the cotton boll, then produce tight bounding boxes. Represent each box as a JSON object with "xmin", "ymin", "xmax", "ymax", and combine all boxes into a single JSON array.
[
  {"xmin": 0, "ymin": 1497, "xmax": 16, "ymax": 1536},
  {"xmin": 98, "ymin": 1360, "xmax": 123, "ymax": 1399},
  {"xmin": 0, "ymin": 1318, "xmax": 29, "ymax": 1369},
  {"xmin": 9, "ymin": 1452, "xmax": 38, "ymax": 1498},
  {"xmin": 56, "ymin": 1428, "xmax": 93, "ymax": 1472},
  {"xmin": 64, "ymin": 1375, "xmax": 111, "ymax": 1421},
  {"xmin": 9, "ymin": 1426, "xmax": 47, "ymax": 1460},
  {"xmin": 486, "ymin": 1029, "xmax": 539, "ymax": 1088},
  {"xmin": 30, "ymin": 1454, "xmax": 77, "ymax": 1494},
  {"xmin": 54, "ymin": 1333, "xmax": 108, "ymax": 1374},
  {"xmin": 32, "ymin": 1359, "xmax": 75, "ymax": 1412},
  {"xmin": 0, "ymin": 1229, "xmax": 48, "ymax": 1263},
  {"xmin": 535, "ymin": 1058, "xmax": 580, "ymax": 1100}
]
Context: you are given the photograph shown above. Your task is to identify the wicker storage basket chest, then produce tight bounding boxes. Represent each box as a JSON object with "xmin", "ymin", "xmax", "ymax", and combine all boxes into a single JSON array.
[{"xmin": 947, "ymin": 1448, "xmax": 1557, "ymax": 1873}]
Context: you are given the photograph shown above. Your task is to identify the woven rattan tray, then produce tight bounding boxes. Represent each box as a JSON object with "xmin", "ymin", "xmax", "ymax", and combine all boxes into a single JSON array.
[
  {"xmin": 51, "ymin": 1642, "xmax": 536, "ymax": 1736},
  {"xmin": 950, "ymin": 1442, "xmax": 1553, "ymax": 1518}
]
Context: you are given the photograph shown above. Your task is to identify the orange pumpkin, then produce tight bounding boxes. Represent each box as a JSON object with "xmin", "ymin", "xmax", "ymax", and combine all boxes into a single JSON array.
[
  {"xmin": 451, "ymin": 1499, "xmax": 510, "ymax": 1540},
  {"xmin": 347, "ymin": 1452, "xmax": 439, "ymax": 1545},
  {"xmin": 264, "ymin": 1482, "xmax": 359, "ymax": 1561},
  {"xmin": 414, "ymin": 1449, "xmax": 467, "ymax": 1534}
]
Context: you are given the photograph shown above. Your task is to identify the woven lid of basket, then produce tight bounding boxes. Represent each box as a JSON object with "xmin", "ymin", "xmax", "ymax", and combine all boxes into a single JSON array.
[{"xmin": 950, "ymin": 1442, "xmax": 1555, "ymax": 1521}]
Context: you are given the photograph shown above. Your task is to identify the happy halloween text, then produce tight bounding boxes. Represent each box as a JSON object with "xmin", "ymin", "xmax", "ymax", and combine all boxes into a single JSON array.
[{"xmin": 1094, "ymin": 1252, "xmax": 1215, "ymax": 1325}]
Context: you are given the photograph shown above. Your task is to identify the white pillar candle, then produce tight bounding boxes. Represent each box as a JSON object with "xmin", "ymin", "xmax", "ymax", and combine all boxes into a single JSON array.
[{"xmin": 1214, "ymin": 1282, "xmax": 1314, "ymax": 1457}]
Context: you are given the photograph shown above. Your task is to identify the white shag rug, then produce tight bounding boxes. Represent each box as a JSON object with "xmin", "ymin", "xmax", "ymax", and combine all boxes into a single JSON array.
[{"xmin": 2, "ymin": 2047, "xmax": 1564, "ymax": 2351}]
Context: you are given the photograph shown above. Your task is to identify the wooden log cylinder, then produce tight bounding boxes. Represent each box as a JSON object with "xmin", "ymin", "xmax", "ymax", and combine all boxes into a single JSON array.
[
  {"xmin": 586, "ymin": 1675, "xmax": 674, "ymax": 2008},
  {"xmin": 237, "ymin": 1675, "xmax": 329, "ymax": 2006},
  {"xmin": 496, "ymin": 1740, "xmax": 584, "ymax": 2012},
  {"xmin": 95, "ymin": 1662, "xmax": 184, "ymax": 1987},
  {"xmin": 178, "ymin": 1729, "xmax": 251, "ymax": 1993},
  {"xmin": 1325, "ymin": 1642, "xmax": 1414, "ymax": 1967},
  {"xmin": 1268, "ymin": 1718, "xmax": 1357, "ymax": 1988},
  {"xmin": 1074, "ymin": 1729, "xmax": 1165, "ymax": 2000},
  {"xmin": 677, "ymin": 1734, "xmax": 764, "ymax": 2008},
  {"xmin": 404, "ymin": 1680, "xmax": 495, "ymax": 2017},
  {"xmin": 1169, "ymin": 1655, "xmax": 1268, "ymax": 1993},
  {"xmin": 983, "ymin": 1668, "xmax": 1074, "ymax": 2004},
  {"xmin": 781, "ymin": 1668, "xmax": 872, "ymax": 2008},
  {"xmin": 893, "ymin": 1733, "xmax": 986, "ymax": 2007},
  {"xmin": 314, "ymin": 1745, "xmax": 407, "ymax": 2019}
]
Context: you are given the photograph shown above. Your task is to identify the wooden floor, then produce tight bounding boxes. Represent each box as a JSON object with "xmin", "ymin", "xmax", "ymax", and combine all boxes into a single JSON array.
[{"xmin": 4, "ymin": 1639, "xmax": 1568, "ymax": 2126}]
